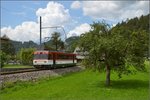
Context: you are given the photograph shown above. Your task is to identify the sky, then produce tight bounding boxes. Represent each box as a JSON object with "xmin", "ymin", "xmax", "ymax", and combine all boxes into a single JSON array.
[{"xmin": 1, "ymin": 0, "xmax": 149, "ymax": 43}]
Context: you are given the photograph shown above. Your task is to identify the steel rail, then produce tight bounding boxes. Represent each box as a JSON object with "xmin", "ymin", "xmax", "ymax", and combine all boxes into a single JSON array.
[{"xmin": 0, "ymin": 69, "xmax": 40, "ymax": 75}]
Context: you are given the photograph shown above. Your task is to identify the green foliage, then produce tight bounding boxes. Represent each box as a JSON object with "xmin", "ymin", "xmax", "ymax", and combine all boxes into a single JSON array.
[
  {"xmin": 112, "ymin": 14, "xmax": 149, "ymax": 33},
  {"xmin": 43, "ymin": 41, "xmax": 55, "ymax": 51},
  {"xmin": 79, "ymin": 20, "xmax": 148, "ymax": 81},
  {"xmin": 18, "ymin": 48, "xmax": 36, "ymax": 65},
  {"xmin": 111, "ymin": 14, "xmax": 149, "ymax": 59},
  {"xmin": 11, "ymin": 40, "xmax": 38, "ymax": 54},
  {"xmin": 1, "ymin": 38, "xmax": 15, "ymax": 56},
  {"xmin": 43, "ymin": 35, "xmax": 79, "ymax": 52},
  {"xmin": 44, "ymin": 32, "xmax": 65, "ymax": 51},
  {"xmin": 51, "ymin": 32, "xmax": 61, "ymax": 51},
  {"xmin": 65, "ymin": 36, "xmax": 80, "ymax": 52},
  {"xmin": 0, "ymin": 35, "xmax": 18, "ymax": 66},
  {"xmin": 0, "ymin": 51, "xmax": 7, "ymax": 67}
]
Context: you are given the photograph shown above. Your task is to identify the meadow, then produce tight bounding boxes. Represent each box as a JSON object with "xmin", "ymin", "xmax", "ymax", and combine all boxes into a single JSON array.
[{"xmin": 0, "ymin": 63, "xmax": 149, "ymax": 100}]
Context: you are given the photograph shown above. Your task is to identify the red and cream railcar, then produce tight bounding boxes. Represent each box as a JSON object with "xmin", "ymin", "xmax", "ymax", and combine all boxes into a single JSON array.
[{"xmin": 33, "ymin": 50, "xmax": 77, "ymax": 68}]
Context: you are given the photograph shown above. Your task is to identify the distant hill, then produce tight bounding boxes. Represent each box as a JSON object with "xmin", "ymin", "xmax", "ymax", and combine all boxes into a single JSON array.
[
  {"xmin": 111, "ymin": 14, "xmax": 149, "ymax": 33},
  {"xmin": 11, "ymin": 40, "xmax": 39, "ymax": 53},
  {"xmin": 2, "ymin": 36, "xmax": 80, "ymax": 54},
  {"xmin": 65, "ymin": 36, "xmax": 80, "ymax": 45},
  {"xmin": 111, "ymin": 14, "xmax": 149, "ymax": 58},
  {"xmin": 43, "ymin": 36, "xmax": 80, "ymax": 52},
  {"xmin": 65, "ymin": 36, "xmax": 80, "ymax": 52}
]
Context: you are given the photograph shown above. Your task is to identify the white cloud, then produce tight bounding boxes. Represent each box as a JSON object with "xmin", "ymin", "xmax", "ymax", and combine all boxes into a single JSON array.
[
  {"xmin": 119, "ymin": 1, "xmax": 149, "ymax": 21},
  {"xmin": 67, "ymin": 23, "xmax": 91, "ymax": 38},
  {"xmin": 82, "ymin": 1, "xmax": 149, "ymax": 21},
  {"xmin": 1, "ymin": 1, "xmax": 149, "ymax": 43},
  {"xmin": 71, "ymin": 1, "xmax": 81, "ymax": 9},
  {"xmin": 1, "ymin": 21, "xmax": 39, "ymax": 42},
  {"xmin": 112, "ymin": 23, "xmax": 117, "ymax": 28},
  {"xmin": 36, "ymin": 1, "xmax": 71, "ymax": 26},
  {"xmin": 1, "ymin": 1, "xmax": 71, "ymax": 42},
  {"xmin": 82, "ymin": 1, "xmax": 119, "ymax": 20}
]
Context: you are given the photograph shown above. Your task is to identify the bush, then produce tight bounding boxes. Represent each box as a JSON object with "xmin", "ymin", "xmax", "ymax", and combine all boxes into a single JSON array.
[
  {"xmin": 18, "ymin": 48, "xmax": 36, "ymax": 65},
  {"xmin": 0, "ymin": 51, "xmax": 7, "ymax": 67}
]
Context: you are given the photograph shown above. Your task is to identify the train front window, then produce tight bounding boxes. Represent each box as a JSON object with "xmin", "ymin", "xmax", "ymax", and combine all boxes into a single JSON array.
[{"xmin": 34, "ymin": 54, "xmax": 48, "ymax": 59}]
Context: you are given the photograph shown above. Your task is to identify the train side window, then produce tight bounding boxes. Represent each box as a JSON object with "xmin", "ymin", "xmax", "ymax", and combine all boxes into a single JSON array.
[
  {"xmin": 57, "ymin": 54, "xmax": 74, "ymax": 60},
  {"xmin": 58, "ymin": 54, "xmax": 67, "ymax": 59},
  {"xmin": 34, "ymin": 54, "xmax": 40, "ymax": 59}
]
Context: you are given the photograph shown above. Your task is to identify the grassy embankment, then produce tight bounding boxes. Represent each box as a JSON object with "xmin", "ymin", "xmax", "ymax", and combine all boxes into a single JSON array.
[{"xmin": 0, "ymin": 61, "xmax": 149, "ymax": 100}]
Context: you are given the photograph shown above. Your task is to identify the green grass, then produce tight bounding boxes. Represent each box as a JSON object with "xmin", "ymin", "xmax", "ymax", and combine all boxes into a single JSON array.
[
  {"xmin": 0, "ymin": 65, "xmax": 149, "ymax": 100},
  {"xmin": 3, "ymin": 64, "xmax": 33, "ymax": 68}
]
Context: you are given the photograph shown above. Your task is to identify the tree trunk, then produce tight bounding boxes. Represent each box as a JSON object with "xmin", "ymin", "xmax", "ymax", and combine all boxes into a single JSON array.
[
  {"xmin": 106, "ymin": 64, "xmax": 110, "ymax": 86},
  {"xmin": 56, "ymin": 42, "xmax": 58, "ymax": 51}
]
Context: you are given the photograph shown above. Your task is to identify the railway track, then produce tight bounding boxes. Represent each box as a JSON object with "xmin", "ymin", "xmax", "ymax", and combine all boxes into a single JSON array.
[
  {"xmin": 0, "ymin": 68, "xmax": 40, "ymax": 75},
  {"xmin": 0, "ymin": 66, "xmax": 84, "ymax": 85}
]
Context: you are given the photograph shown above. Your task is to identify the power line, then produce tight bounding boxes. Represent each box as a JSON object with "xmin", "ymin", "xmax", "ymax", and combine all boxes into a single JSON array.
[{"xmin": 39, "ymin": 16, "xmax": 67, "ymax": 50}]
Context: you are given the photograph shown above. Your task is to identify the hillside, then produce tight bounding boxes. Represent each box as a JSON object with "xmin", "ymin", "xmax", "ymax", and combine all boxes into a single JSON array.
[
  {"xmin": 111, "ymin": 14, "xmax": 149, "ymax": 57},
  {"xmin": 10, "ymin": 40, "xmax": 39, "ymax": 53},
  {"xmin": 65, "ymin": 36, "xmax": 80, "ymax": 52},
  {"xmin": 111, "ymin": 14, "xmax": 149, "ymax": 33}
]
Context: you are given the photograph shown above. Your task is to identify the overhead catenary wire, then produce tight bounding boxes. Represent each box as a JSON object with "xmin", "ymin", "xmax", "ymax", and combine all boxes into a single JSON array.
[{"xmin": 39, "ymin": 16, "xmax": 67, "ymax": 49}]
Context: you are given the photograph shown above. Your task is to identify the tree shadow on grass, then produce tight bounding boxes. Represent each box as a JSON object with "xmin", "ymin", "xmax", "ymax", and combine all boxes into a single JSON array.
[
  {"xmin": 109, "ymin": 80, "xmax": 149, "ymax": 89},
  {"xmin": 93, "ymin": 80, "xmax": 149, "ymax": 90}
]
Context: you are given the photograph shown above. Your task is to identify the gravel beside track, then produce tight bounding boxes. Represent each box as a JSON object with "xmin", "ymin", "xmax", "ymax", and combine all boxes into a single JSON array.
[{"xmin": 0, "ymin": 66, "xmax": 84, "ymax": 85}]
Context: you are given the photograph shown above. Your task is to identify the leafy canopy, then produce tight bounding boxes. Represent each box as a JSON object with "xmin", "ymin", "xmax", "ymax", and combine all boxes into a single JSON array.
[
  {"xmin": 79, "ymin": 21, "xmax": 148, "ymax": 78},
  {"xmin": 18, "ymin": 48, "xmax": 36, "ymax": 65},
  {"xmin": 44, "ymin": 32, "xmax": 64, "ymax": 51}
]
